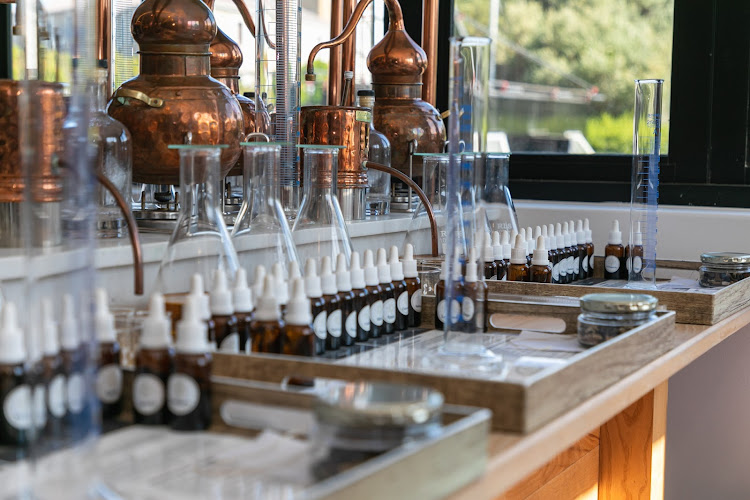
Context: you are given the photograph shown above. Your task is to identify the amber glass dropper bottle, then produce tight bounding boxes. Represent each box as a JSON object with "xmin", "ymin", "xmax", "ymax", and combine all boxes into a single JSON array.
[
  {"xmin": 210, "ymin": 269, "xmax": 240, "ymax": 353},
  {"xmin": 0, "ymin": 303, "xmax": 32, "ymax": 448},
  {"xmin": 492, "ymin": 231, "xmax": 505, "ymax": 281},
  {"xmin": 350, "ymin": 252, "xmax": 371, "ymax": 341},
  {"xmin": 402, "ymin": 244, "xmax": 421, "ymax": 327},
  {"xmin": 281, "ymin": 278, "xmax": 316, "ymax": 357},
  {"xmin": 169, "ymin": 295, "xmax": 212, "ymax": 431},
  {"xmin": 94, "ymin": 288, "xmax": 123, "ymax": 421},
  {"xmin": 189, "ymin": 274, "xmax": 215, "ymax": 352},
  {"xmin": 389, "ymin": 246, "xmax": 408, "ymax": 332},
  {"xmin": 60, "ymin": 294, "xmax": 89, "ymax": 436},
  {"xmin": 303, "ymin": 259, "xmax": 327, "ymax": 355},
  {"xmin": 336, "ymin": 253, "xmax": 356, "ymax": 346},
  {"xmin": 508, "ymin": 234, "xmax": 530, "ymax": 282},
  {"xmin": 250, "ymin": 275, "xmax": 285, "ymax": 354},
  {"xmin": 41, "ymin": 299, "xmax": 65, "ymax": 439},
  {"xmin": 320, "ymin": 256, "xmax": 342, "ymax": 350},
  {"xmin": 377, "ymin": 248, "xmax": 397, "ymax": 335},
  {"xmin": 364, "ymin": 250, "xmax": 384, "ymax": 338},
  {"xmin": 584, "ymin": 219, "xmax": 595, "ymax": 278},
  {"xmin": 530, "ymin": 236, "xmax": 553, "ymax": 283},
  {"xmin": 604, "ymin": 220, "xmax": 626, "ymax": 280},
  {"xmin": 232, "ymin": 267, "xmax": 253, "ymax": 354}
]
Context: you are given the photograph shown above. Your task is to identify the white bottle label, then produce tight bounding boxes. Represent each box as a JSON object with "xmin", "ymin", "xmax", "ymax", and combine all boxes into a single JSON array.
[
  {"xmin": 48, "ymin": 375, "xmax": 66, "ymax": 418},
  {"xmin": 4, "ymin": 385, "xmax": 32, "ymax": 431},
  {"xmin": 411, "ymin": 290, "xmax": 422, "ymax": 312},
  {"xmin": 219, "ymin": 333, "xmax": 239, "ymax": 353},
  {"xmin": 384, "ymin": 298, "xmax": 396, "ymax": 324},
  {"xmin": 552, "ymin": 262, "xmax": 560, "ymax": 281},
  {"xmin": 397, "ymin": 291, "xmax": 409, "ymax": 316},
  {"xmin": 345, "ymin": 311, "xmax": 357, "ymax": 338},
  {"xmin": 327, "ymin": 309, "xmax": 342, "ymax": 337},
  {"xmin": 371, "ymin": 300, "xmax": 384, "ymax": 326},
  {"xmin": 633, "ymin": 256, "xmax": 643, "ymax": 273},
  {"xmin": 66, "ymin": 373, "xmax": 85, "ymax": 414},
  {"xmin": 582, "ymin": 253, "xmax": 589, "ymax": 273},
  {"xmin": 33, "ymin": 385, "xmax": 46, "ymax": 429},
  {"xmin": 450, "ymin": 299, "xmax": 462, "ymax": 323},
  {"xmin": 605, "ymin": 255, "xmax": 620, "ymax": 274},
  {"xmin": 567, "ymin": 256, "xmax": 574, "ymax": 275},
  {"xmin": 313, "ymin": 311, "xmax": 327, "ymax": 340},
  {"xmin": 358, "ymin": 305, "xmax": 371, "ymax": 331},
  {"xmin": 436, "ymin": 300, "xmax": 447, "ymax": 323},
  {"xmin": 574, "ymin": 257, "xmax": 580, "ymax": 275},
  {"xmin": 589, "ymin": 254, "xmax": 595, "ymax": 273},
  {"xmin": 462, "ymin": 297, "xmax": 475, "ymax": 321},
  {"xmin": 96, "ymin": 364, "xmax": 123, "ymax": 404},
  {"xmin": 133, "ymin": 373, "xmax": 165, "ymax": 416},
  {"xmin": 167, "ymin": 374, "xmax": 200, "ymax": 416}
]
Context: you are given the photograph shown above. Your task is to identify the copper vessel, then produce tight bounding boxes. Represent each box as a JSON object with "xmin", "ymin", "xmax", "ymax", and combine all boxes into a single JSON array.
[
  {"xmin": 300, "ymin": 106, "xmax": 370, "ymax": 220},
  {"xmin": 107, "ymin": 0, "xmax": 243, "ymax": 185}
]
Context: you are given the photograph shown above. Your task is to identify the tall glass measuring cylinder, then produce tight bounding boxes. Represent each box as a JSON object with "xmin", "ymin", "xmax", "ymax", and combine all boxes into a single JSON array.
[
  {"xmin": 628, "ymin": 79, "xmax": 663, "ymax": 289},
  {"xmin": 256, "ymin": 0, "xmax": 301, "ymax": 219}
]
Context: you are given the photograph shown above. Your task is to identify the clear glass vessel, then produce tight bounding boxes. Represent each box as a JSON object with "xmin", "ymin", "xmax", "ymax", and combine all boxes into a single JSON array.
[
  {"xmin": 232, "ymin": 143, "xmax": 299, "ymax": 281},
  {"xmin": 480, "ymin": 153, "xmax": 518, "ymax": 234},
  {"xmin": 358, "ymin": 90, "xmax": 391, "ymax": 216},
  {"xmin": 89, "ymin": 66, "xmax": 132, "ymax": 238},
  {"xmin": 292, "ymin": 146, "xmax": 353, "ymax": 267},
  {"xmin": 154, "ymin": 145, "xmax": 239, "ymax": 295},
  {"xmin": 403, "ymin": 153, "xmax": 450, "ymax": 255}
]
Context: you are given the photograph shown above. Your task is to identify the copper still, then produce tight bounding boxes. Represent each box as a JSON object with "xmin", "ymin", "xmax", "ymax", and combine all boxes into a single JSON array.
[
  {"xmin": 299, "ymin": 106, "xmax": 370, "ymax": 220},
  {"xmin": 107, "ymin": 0, "xmax": 243, "ymax": 185},
  {"xmin": 0, "ymin": 80, "xmax": 64, "ymax": 247}
]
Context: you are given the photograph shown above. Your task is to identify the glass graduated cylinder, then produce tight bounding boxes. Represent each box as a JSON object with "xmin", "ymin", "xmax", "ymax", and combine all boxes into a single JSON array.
[
  {"xmin": 154, "ymin": 145, "xmax": 239, "ymax": 295},
  {"xmin": 232, "ymin": 143, "xmax": 299, "ymax": 281},
  {"xmin": 292, "ymin": 146, "xmax": 353, "ymax": 268},
  {"xmin": 628, "ymin": 79, "xmax": 663, "ymax": 289}
]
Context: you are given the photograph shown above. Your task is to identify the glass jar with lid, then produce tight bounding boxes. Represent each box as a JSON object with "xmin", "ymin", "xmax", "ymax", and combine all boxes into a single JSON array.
[
  {"xmin": 310, "ymin": 381, "xmax": 444, "ymax": 480},
  {"xmin": 577, "ymin": 293, "xmax": 658, "ymax": 347},
  {"xmin": 698, "ymin": 252, "xmax": 750, "ymax": 288}
]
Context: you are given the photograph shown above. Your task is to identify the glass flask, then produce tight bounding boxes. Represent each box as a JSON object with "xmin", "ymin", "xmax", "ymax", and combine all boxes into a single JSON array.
[
  {"xmin": 154, "ymin": 145, "xmax": 239, "ymax": 296},
  {"xmin": 292, "ymin": 146, "xmax": 353, "ymax": 268},
  {"xmin": 89, "ymin": 66, "xmax": 132, "ymax": 238},
  {"xmin": 403, "ymin": 153, "xmax": 449, "ymax": 255},
  {"xmin": 480, "ymin": 153, "xmax": 518, "ymax": 234},
  {"xmin": 357, "ymin": 90, "xmax": 391, "ymax": 216},
  {"xmin": 232, "ymin": 143, "xmax": 299, "ymax": 284}
]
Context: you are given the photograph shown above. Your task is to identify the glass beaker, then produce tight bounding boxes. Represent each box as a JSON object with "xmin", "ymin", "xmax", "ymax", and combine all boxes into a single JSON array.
[
  {"xmin": 292, "ymin": 145, "xmax": 353, "ymax": 267},
  {"xmin": 358, "ymin": 90, "xmax": 392, "ymax": 216},
  {"xmin": 154, "ymin": 145, "xmax": 239, "ymax": 296},
  {"xmin": 403, "ymin": 153, "xmax": 450, "ymax": 255},
  {"xmin": 232, "ymin": 143, "xmax": 299, "ymax": 283},
  {"xmin": 481, "ymin": 153, "xmax": 518, "ymax": 234},
  {"xmin": 627, "ymin": 79, "xmax": 663, "ymax": 290},
  {"xmin": 89, "ymin": 66, "xmax": 132, "ymax": 238}
]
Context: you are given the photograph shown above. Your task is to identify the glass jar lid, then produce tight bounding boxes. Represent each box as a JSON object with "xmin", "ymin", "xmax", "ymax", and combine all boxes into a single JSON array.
[
  {"xmin": 700, "ymin": 252, "xmax": 750, "ymax": 265},
  {"xmin": 314, "ymin": 381, "xmax": 444, "ymax": 428},
  {"xmin": 580, "ymin": 293, "xmax": 658, "ymax": 314}
]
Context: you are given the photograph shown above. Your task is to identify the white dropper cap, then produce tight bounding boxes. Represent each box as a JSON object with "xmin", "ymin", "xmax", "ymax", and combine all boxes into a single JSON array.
[
  {"xmin": 526, "ymin": 227, "xmax": 533, "ymax": 244},
  {"xmin": 210, "ymin": 269, "xmax": 234, "ymax": 316},
  {"xmin": 584, "ymin": 218, "xmax": 593, "ymax": 244},
  {"xmin": 483, "ymin": 236, "xmax": 494, "ymax": 264},
  {"xmin": 189, "ymin": 274, "xmax": 211, "ymax": 321},
  {"xmin": 608, "ymin": 219, "xmax": 622, "ymax": 245},
  {"xmin": 232, "ymin": 267, "xmax": 253, "ymax": 313},
  {"xmin": 175, "ymin": 295, "xmax": 209, "ymax": 354},
  {"xmin": 532, "ymin": 235, "xmax": 550, "ymax": 266},
  {"xmin": 304, "ymin": 259, "xmax": 323, "ymax": 299},
  {"xmin": 403, "ymin": 243, "xmax": 418, "ymax": 278},
  {"xmin": 376, "ymin": 248, "xmax": 392, "ymax": 284},
  {"xmin": 501, "ymin": 230, "xmax": 512, "ymax": 260},
  {"xmin": 510, "ymin": 229, "xmax": 518, "ymax": 246},
  {"xmin": 41, "ymin": 298, "xmax": 59, "ymax": 357},
  {"xmin": 0, "ymin": 302, "xmax": 25, "ymax": 364},
  {"xmin": 547, "ymin": 224, "xmax": 556, "ymax": 248},
  {"xmin": 320, "ymin": 256, "xmax": 338, "ymax": 295},
  {"xmin": 563, "ymin": 222, "xmax": 571, "ymax": 248},
  {"xmin": 576, "ymin": 220, "xmax": 585, "ymax": 246},
  {"xmin": 541, "ymin": 225, "xmax": 550, "ymax": 252},
  {"xmin": 336, "ymin": 253, "xmax": 353, "ymax": 292},
  {"xmin": 527, "ymin": 230, "xmax": 535, "ymax": 254},
  {"xmin": 60, "ymin": 294, "xmax": 79, "ymax": 351},
  {"xmin": 288, "ymin": 261, "xmax": 301, "ymax": 281},
  {"xmin": 95, "ymin": 288, "xmax": 117, "ymax": 343},
  {"xmin": 140, "ymin": 293, "xmax": 172, "ymax": 349},
  {"xmin": 555, "ymin": 223, "xmax": 564, "ymax": 250},
  {"xmin": 254, "ymin": 275, "xmax": 281, "ymax": 322},
  {"xmin": 518, "ymin": 227, "xmax": 526, "ymax": 245},
  {"xmin": 252, "ymin": 265, "xmax": 267, "ymax": 301},
  {"xmin": 466, "ymin": 247, "xmax": 479, "ymax": 283},
  {"xmin": 569, "ymin": 222, "xmax": 578, "ymax": 246},
  {"xmin": 634, "ymin": 221, "xmax": 643, "ymax": 245},
  {"xmin": 364, "ymin": 249, "xmax": 379, "ymax": 287},
  {"xmin": 285, "ymin": 278, "xmax": 313, "ymax": 326},
  {"xmin": 491, "ymin": 231, "xmax": 503, "ymax": 261},
  {"xmin": 350, "ymin": 252, "xmax": 367, "ymax": 289},
  {"xmin": 389, "ymin": 246, "xmax": 405, "ymax": 281},
  {"xmin": 271, "ymin": 262, "xmax": 289, "ymax": 306},
  {"xmin": 510, "ymin": 234, "xmax": 528, "ymax": 265}
]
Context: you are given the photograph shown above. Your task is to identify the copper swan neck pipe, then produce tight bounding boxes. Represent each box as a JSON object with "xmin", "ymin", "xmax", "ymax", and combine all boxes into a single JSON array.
[
  {"xmin": 305, "ymin": 0, "xmax": 405, "ymax": 82},
  {"xmin": 364, "ymin": 161, "xmax": 439, "ymax": 257}
]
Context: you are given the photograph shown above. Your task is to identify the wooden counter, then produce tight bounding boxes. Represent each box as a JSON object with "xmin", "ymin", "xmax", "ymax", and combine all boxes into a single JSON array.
[{"xmin": 451, "ymin": 305, "xmax": 750, "ymax": 499}]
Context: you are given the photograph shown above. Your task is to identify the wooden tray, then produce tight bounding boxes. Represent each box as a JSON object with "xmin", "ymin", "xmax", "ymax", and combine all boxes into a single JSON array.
[{"xmin": 213, "ymin": 305, "xmax": 675, "ymax": 433}]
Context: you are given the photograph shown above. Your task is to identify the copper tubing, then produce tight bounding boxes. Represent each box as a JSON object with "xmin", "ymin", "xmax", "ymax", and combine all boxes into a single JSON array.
[
  {"xmin": 341, "ymin": 0, "xmax": 356, "ymax": 106},
  {"xmin": 421, "ymin": 0, "xmax": 439, "ymax": 106},
  {"xmin": 365, "ymin": 161, "xmax": 438, "ymax": 257},
  {"xmin": 328, "ymin": 0, "xmax": 343, "ymax": 105},
  {"xmin": 94, "ymin": 171, "xmax": 144, "ymax": 296}
]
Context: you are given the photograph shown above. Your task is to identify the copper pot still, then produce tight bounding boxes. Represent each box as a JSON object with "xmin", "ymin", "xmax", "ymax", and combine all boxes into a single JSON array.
[
  {"xmin": 300, "ymin": 106, "xmax": 370, "ymax": 221},
  {"xmin": 107, "ymin": 0, "xmax": 243, "ymax": 185},
  {"xmin": 0, "ymin": 80, "xmax": 64, "ymax": 247}
]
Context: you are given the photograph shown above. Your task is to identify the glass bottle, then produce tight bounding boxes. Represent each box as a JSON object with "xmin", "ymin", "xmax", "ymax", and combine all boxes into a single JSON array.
[
  {"xmin": 89, "ymin": 66, "xmax": 132, "ymax": 238},
  {"xmin": 404, "ymin": 153, "xmax": 450, "ymax": 256},
  {"xmin": 358, "ymin": 90, "xmax": 391, "ymax": 216},
  {"xmin": 585, "ymin": 219, "xmax": 595, "ymax": 279},
  {"xmin": 336, "ymin": 254, "xmax": 357, "ymax": 347},
  {"xmin": 389, "ymin": 246, "xmax": 409, "ymax": 332},
  {"xmin": 402, "ymin": 244, "xmax": 422, "ymax": 328},
  {"xmin": 304, "ymin": 259, "xmax": 327, "ymax": 355},
  {"xmin": 154, "ymin": 146, "xmax": 239, "ymax": 297},
  {"xmin": 250, "ymin": 276, "xmax": 284, "ymax": 354},
  {"xmin": 232, "ymin": 143, "xmax": 299, "ymax": 277},
  {"xmin": 292, "ymin": 146, "xmax": 353, "ymax": 267},
  {"xmin": 0, "ymin": 303, "xmax": 32, "ymax": 448},
  {"xmin": 210, "ymin": 269, "xmax": 240, "ymax": 353},
  {"xmin": 377, "ymin": 248, "xmax": 397, "ymax": 335},
  {"xmin": 232, "ymin": 267, "xmax": 253, "ymax": 354},
  {"xmin": 481, "ymin": 153, "xmax": 518, "ymax": 235},
  {"xmin": 281, "ymin": 279, "xmax": 316, "ymax": 357},
  {"xmin": 350, "ymin": 252, "xmax": 371, "ymax": 342},
  {"xmin": 530, "ymin": 236, "xmax": 553, "ymax": 284},
  {"xmin": 320, "ymin": 257, "xmax": 342, "ymax": 351},
  {"xmin": 605, "ymin": 220, "xmax": 626, "ymax": 280},
  {"xmin": 94, "ymin": 289, "xmax": 123, "ymax": 421},
  {"xmin": 508, "ymin": 234, "xmax": 530, "ymax": 282},
  {"xmin": 363, "ymin": 250, "xmax": 384, "ymax": 338},
  {"xmin": 41, "ymin": 299, "xmax": 65, "ymax": 440},
  {"xmin": 462, "ymin": 251, "xmax": 488, "ymax": 333}
]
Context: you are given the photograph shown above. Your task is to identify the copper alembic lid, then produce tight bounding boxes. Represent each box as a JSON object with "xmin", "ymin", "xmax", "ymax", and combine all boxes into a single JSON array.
[{"xmin": 107, "ymin": 0, "xmax": 243, "ymax": 185}]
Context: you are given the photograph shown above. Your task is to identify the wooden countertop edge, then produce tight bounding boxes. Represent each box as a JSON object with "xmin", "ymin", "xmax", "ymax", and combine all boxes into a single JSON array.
[{"xmin": 450, "ymin": 305, "xmax": 750, "ymax": 499}]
